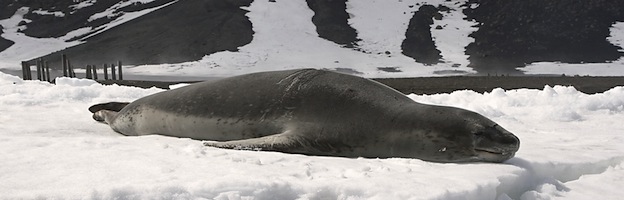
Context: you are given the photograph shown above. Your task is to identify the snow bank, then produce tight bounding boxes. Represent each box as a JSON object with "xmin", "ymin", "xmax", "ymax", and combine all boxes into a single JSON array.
[{"xmin": 1, "ymin": 71, "xmax": 623, "ymax": 199}]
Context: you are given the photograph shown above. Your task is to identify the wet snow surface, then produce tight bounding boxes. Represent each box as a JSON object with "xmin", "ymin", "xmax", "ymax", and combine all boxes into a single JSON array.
[{"xmin": 1, "ymin": 72, "xmax": 623, "ymax": 199}]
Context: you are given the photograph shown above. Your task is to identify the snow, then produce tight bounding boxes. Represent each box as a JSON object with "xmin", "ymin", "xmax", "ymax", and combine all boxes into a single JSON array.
[
  {"xmin": 1, "ymin": 2, "xmax": 624, "ymax": 196},
  {"xmin": 609, "ymin": 21, "xmax": 624, "ymax": 53},
  {"xmin": 518, "ymin": 60, "xmax": 624, "ymax": 76},
  {"xmin": 0, "ymin": 7, "xmax": 83, "ymax": 69},
  {"xmin": 88, "ymin": 0, "xmax": 159, "ymax": 22},
  {"xmin": 430, "ymin": 1, "xmax": 478, "ymax": 68},
  {"xmin": 346, "ymin": 0, "xmax": 421, "ymax": 55},
  {"xmin": 1, "ymin": 71, "xmax": 623, "ymax": 199},
  {"xmin": 32, "ymin": 9, "xmax": 66, "ymax": 17},
  {"xmin": 69, "ymin": 0, "xmax": 97, "ymax": 11},
  {"xmin": 1, "ymin": 1, "xmax": 623, "ymax": 198}
]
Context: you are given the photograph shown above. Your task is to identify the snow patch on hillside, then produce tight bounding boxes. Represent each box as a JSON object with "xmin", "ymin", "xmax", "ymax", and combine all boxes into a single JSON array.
[
  {"xmin": 346, "ymin": 0, "xmax": 421, "ymax": 55},
  {"xmin": 88, "ymin": 0, "xmax": 159, "ymax": 21},
  {"xmin": 0, "ymin": 7, "xmax": 82, "ymax": 69},
  {"xmin": 69, "ymin": 0, "xmax": 97, "ymax": 11},
  {"xmin": 431, "ymin": 0, "xmax": 478, "ymax": 68},
  {"xmin": 82, "ymin": 0, "xmax": 177, "ymax": 40},
  {"xmin": 32, "ymin": 9, "xmax": 65, "ymax": 17},
  {"xmin": 609, "ymin": 21, "xmax": 624, "ymax": 52},
  {"xmin": 126, "ymin": 0, "xmax": 476, "ymax": 78}
]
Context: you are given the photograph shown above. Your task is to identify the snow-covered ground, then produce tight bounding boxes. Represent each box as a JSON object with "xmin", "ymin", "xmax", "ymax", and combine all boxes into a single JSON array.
[
  {"xmin": 1, "ymin": 1, "xmax": 624, "ymax": 197},
  {"xmin": 1, "ymin": 71, "xmax": 623, "ymax": 199},
  {"xmin": 2, "ymin": 0, "xmax": 623, "ymax": 78}
]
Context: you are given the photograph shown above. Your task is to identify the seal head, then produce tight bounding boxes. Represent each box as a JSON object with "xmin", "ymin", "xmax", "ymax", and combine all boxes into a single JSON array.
[{"xmin": 405, "ymin": 106, "xmax": 519, "ymax": 162}]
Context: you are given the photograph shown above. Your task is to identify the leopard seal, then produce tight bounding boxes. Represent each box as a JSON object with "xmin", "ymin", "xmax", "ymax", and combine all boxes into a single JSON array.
[{"xmin": 90, "ymin": 69, "xmax": 520, "ymax": 162}]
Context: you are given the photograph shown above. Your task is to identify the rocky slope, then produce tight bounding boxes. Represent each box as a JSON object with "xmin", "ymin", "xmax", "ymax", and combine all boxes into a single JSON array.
[{"xmin": 1, "ymin": 0, "xmax": 623, "ymax": 75}]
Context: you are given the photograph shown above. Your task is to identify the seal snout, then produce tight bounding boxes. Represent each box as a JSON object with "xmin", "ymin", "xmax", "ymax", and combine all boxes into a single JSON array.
[
  {"xmin": 473, "ymin": 124, "xmax": 520, "ymax": 162},
  {"xmin": 498, "ymin": 126, "xmax": 520, "ymax": 153}
]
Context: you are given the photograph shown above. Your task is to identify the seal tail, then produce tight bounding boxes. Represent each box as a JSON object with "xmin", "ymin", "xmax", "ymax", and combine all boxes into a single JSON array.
[{"xmin": 88, "ymin": 102, "xmax": 130, "ymax": 113}]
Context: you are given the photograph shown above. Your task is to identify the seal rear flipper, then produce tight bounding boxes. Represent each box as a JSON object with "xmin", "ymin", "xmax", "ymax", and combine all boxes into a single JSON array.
[
  {"xmin": 203, "ymin": 132, "xmax": 310, "ymax": 153},
  {"xmin": 92, "ymin": 110, "xmax": 119, "ymax": 124},
  {"xmin": 88, "ymin": 102, "xmax": 130, "ymax": 113}
]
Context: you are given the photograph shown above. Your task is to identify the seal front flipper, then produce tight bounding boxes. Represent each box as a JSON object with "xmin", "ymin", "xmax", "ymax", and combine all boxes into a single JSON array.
[{"xmin": 203, "ymin": 132, "xmax": 310, "ymax": 153}]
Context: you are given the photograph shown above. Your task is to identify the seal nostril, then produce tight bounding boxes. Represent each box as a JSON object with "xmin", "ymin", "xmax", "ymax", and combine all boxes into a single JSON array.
[{"xmin": 502, "ymin": 135, "xmax": 519, "ymax": 145}]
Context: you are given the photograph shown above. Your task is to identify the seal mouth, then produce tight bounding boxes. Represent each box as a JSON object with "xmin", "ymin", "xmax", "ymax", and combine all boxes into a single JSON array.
[
  {"xmin": 474, "ymin": 148, "xmax": 515, "ymax": 162},
  {"xmin": 475, "ymin": 148, "xmax": 507, "ymax": 155}
]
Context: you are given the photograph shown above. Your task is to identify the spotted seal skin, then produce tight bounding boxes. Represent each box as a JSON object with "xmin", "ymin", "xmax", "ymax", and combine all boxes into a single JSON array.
[{"xmin": 90, "ymin": 69, "xmax": 520, "ymax": 163}]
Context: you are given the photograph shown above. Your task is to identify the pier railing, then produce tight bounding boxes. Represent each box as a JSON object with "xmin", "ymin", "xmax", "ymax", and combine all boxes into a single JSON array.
[{"xmin": 21, "ymin": 54, "xmax": 123, "ymax": 82}]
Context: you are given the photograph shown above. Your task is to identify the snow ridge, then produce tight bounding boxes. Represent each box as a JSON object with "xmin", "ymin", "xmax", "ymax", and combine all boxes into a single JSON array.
[{"xmin": 499, "ymin": 157, "xmax": 624, "ymax": 199}]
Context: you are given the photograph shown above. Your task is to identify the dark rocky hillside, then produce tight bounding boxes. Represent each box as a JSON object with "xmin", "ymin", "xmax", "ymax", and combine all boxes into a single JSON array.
[
  {"xmin": 463, "ymin": 0, "xmax": 624, "ymax": 73},
  {"xmin": 401, "ymin": 4, "xmax": 443, "ymax": 65},
  {"xmin": 1, "ymin": 0, "xmax": 622, "ymax": 74},
  {"xmin": 306, "ymin": 0, "xmax": 359, "ymax": 48},
  {"xmin": 0, "ymin": 25, "xmax": 13, "ymax": 51},
  {"xmin": 28, "ymin": 0, "xmax": 253, "ymax": 67},
  {"xmin": 1, "ymin": 0, "xmax": 176, "ymax": 39}
]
